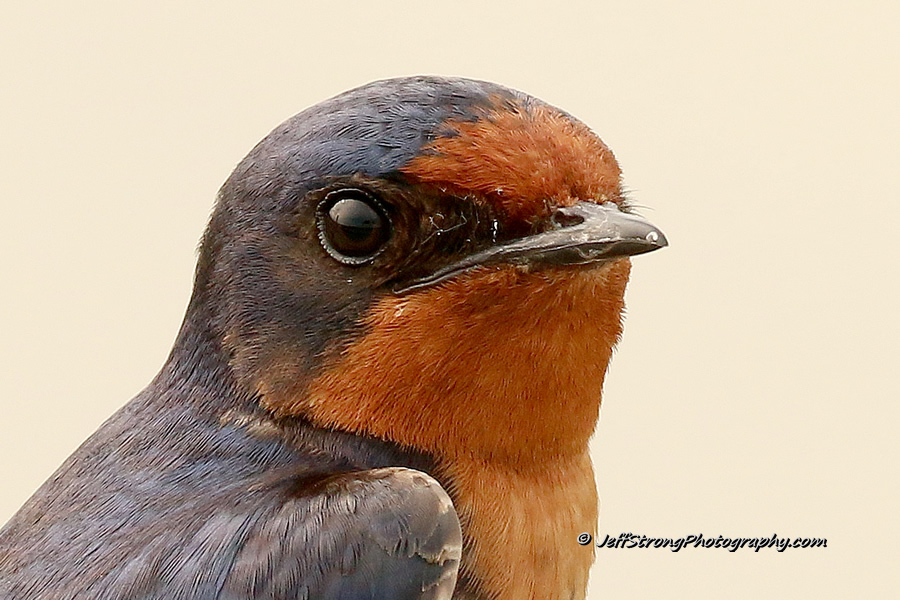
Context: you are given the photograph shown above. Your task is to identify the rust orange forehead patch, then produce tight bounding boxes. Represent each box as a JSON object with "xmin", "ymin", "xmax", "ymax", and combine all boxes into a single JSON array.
[{"xmin": 400, "ymin": 98, "xmax": 623, "ymax": 226}]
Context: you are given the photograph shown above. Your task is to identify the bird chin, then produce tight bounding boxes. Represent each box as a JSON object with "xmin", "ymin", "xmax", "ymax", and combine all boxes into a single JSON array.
[
  {"xmin": 515, "ymin": 255, "xmax": 631, "ymax": 275},
  {"xmin": 393, "ymin": 256, "xmax": 630, "ymax": 294}
]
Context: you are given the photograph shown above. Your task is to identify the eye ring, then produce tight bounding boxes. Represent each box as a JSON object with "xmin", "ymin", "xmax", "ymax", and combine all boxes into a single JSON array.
[{"xmin": 316, "ymin": 189, "xmax": 391, "ymax": 265}]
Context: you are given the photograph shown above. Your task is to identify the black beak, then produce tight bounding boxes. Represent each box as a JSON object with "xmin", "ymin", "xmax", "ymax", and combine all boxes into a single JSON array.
[{"xmin": 394, "ymin": 201, "xmax": 667, "ymax": 293}]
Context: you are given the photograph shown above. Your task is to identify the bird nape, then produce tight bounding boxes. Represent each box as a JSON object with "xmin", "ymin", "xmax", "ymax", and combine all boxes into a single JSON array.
[{"xmin": 0, "ymin": 76, "xmax": 666, "ymax": 600}]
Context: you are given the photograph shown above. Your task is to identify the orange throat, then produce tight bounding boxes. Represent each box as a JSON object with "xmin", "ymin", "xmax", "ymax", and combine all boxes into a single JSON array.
[
  {"xmin": 265, "ymin": 259, "xmax": 631, "ymax": 464},
  {"xmin": 262, "ymin": 259, "xmax": 631, "ymax": 600}
]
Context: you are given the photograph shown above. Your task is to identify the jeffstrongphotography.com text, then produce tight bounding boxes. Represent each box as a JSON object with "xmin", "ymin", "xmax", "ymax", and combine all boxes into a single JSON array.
[{"xmin": 577, "ymin": 533, "xmax": 827, "ymax": 553}]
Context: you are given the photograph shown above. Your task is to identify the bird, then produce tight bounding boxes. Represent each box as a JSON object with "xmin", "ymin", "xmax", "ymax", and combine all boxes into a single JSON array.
[{"xmin": 0, "ymin": 76, "xmax": 666, "ymax": 600}]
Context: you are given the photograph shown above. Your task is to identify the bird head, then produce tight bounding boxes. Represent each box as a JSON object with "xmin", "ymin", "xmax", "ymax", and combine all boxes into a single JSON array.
[{"xmin": 187, "ymin": 76, "xmax": 666, "ymax": 464}]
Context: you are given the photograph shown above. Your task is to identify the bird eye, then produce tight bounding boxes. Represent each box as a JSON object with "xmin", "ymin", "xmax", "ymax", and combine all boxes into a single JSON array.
[{"xmin": 317, "ymin": 189, "xmax": 391, "ymax": 264}]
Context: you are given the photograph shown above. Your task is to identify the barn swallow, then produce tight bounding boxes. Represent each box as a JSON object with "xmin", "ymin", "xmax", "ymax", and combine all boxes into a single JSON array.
[{"xmin": 0, "ymin": 76, "xmax": 666, "ymax": 599}]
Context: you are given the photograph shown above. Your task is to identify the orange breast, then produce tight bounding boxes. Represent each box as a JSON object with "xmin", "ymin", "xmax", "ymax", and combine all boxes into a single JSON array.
[{"xmin": 441, "ymin": 451, "xmax": 598, "ymax": 600}]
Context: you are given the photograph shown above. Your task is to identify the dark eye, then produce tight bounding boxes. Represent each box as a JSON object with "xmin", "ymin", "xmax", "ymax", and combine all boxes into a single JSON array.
[{"xmin": 317, "ymin": 189, "xmax": 391, "ymax": 264}]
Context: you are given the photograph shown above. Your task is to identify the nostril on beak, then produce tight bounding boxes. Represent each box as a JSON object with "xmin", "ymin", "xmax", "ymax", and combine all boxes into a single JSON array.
[{"xmin": 551, "ymin": 208, "xmax": 585, "ymax": 229}]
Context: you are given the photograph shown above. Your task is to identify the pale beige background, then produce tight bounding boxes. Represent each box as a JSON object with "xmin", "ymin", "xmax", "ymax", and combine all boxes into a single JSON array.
[{"xmin": 1, "ymin": 1, "xmax": 897, "ymax": 598}]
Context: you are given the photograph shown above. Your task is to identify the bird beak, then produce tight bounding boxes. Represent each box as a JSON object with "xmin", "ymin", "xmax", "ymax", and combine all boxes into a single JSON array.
[
  {"xmin": 394, "ymin": 201, "xmax": 667, "ymax": 293},
  {"xmin": 484, "ymin": 201, "xmax": 668, "ymax": 266}
]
